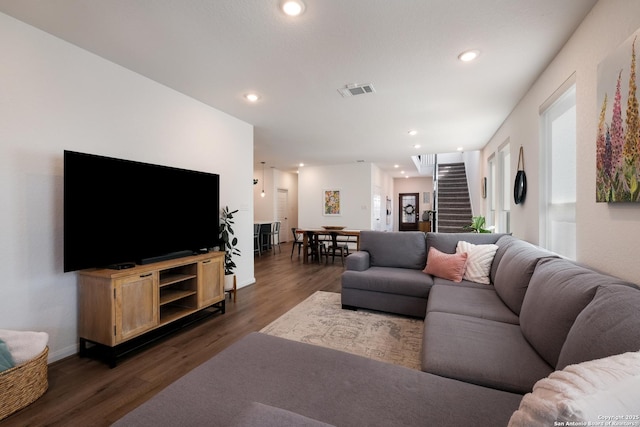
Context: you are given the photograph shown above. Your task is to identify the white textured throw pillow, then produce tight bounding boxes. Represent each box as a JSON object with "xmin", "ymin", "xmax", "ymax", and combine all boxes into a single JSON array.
[
  {"xmin": 508, "ymin": 351, "xmax": 640, "ymax": 427},
  {"xmin": 455, "ymin": 241, "xmax": 498, "ymax": 284}
]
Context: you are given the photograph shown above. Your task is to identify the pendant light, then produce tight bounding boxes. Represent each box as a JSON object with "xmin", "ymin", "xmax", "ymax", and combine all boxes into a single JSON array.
[{"xmin": 260, "ymin": 162, "xmax": 266, "ymax": 198}]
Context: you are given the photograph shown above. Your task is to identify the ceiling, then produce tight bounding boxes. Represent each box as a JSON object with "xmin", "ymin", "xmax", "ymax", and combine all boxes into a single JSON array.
[{"xmin": 0, "ymin": 0, "xmax": 597, "ymax": 177}]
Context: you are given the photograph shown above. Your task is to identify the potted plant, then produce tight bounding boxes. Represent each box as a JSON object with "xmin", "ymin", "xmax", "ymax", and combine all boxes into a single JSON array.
[
  {"xmin": 464, "ymin": 215, "xmax": 492, "ymax": 233},
  {"xmin": 220, "ymin": 206, "xmax": 241, "ymax": 291}
]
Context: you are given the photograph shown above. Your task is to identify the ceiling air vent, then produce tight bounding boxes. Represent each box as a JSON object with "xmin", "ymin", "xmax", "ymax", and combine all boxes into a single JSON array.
[{"xmin": 338, "ymin": 83, "xmax": 376, "ymax": 98}]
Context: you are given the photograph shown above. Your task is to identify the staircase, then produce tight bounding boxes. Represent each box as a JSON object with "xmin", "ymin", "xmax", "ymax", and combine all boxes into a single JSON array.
[{"xmin": 436, "ymin": 162, "xmax": 472, "ymax": 233}]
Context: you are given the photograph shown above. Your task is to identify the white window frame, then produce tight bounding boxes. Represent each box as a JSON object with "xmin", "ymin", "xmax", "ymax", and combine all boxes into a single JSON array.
[
  {"xmin": 539, "ymin": 77, "xmax": 576, "ymax": 259},
  {"xmin": 487, "ymin": 154, "xmax": 496, "ymax": 229},
  {"xmin": 486, "ymin": 140, "xmax": 511, "ymax": 233},
  {"xmin": 498, "ymin": 141, "xmax": 511, "ymax": 234}
]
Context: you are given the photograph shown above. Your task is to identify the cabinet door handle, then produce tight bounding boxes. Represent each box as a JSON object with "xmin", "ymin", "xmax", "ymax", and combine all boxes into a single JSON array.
[
  {"xmin": 203, "ymin": 260, "xmax": 211, "ymax": 264},
  {"xmin": 140, "ymin": 273, "xmax": 152, "ymax": 278}
]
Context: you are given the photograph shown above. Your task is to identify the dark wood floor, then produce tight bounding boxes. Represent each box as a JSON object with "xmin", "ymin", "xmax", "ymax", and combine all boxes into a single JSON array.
[{"xmin": 3, "ymin": 243, "xmax": 343, "ymax": 426}]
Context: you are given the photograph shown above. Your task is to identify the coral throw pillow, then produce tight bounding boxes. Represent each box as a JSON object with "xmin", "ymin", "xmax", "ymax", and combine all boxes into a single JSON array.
[{"xmin": 423, "ymin": 247, "xmax": 468, "ymax": 283}]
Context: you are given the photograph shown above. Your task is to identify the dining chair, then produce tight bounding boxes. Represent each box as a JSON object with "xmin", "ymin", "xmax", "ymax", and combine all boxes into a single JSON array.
[
  {"xmin": 305, "ymin": 231, "xmax": 327, "ymax": 263},
  {"xmin": 290, "ymin": 228, "xmax": 303, "ymax": 258},
  {"xmin": 325, "ymin": 231, "xmax": 350, "ymax": 265}
]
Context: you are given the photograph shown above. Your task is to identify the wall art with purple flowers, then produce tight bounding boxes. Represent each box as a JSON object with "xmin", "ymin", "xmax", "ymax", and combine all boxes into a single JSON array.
[{"xmin": 596, "ymin": 29, "xmax": 640, "ymax": 202}]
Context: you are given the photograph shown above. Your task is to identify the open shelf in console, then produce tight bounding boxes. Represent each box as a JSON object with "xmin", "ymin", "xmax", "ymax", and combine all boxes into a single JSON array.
[{"xmin": 159, "ymin": 263, "xmax": 198, "ymax": 324}]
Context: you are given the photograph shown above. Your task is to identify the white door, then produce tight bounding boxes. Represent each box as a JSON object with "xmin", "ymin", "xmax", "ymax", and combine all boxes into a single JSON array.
[
  {"xmin": 372, "ymin": 185, "xmax": 382, "ymax": 231},
  {"xmin": 277, "ymin": 189, "xmax": 289, "ymax": 242}
]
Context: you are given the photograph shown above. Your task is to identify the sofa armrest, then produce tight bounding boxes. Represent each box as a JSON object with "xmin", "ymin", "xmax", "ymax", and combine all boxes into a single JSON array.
[{"xmin": 345, "ymin": 251, "xmax": 370, "ymax": 271}]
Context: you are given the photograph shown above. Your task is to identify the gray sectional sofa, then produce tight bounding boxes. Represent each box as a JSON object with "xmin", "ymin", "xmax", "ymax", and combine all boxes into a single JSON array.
[
  {"xmin": 341, "ymin": 231, "xmax": 516, "ymax": 317},
  {"xmin": 115, "ymin": 231, "xmax": 640, "ymax": 426}
]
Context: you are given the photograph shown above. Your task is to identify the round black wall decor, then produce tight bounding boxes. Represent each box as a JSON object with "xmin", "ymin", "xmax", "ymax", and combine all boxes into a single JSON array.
[{"xmin": 514, "ymin": 146, "xmax": 527, "ymax": 204}]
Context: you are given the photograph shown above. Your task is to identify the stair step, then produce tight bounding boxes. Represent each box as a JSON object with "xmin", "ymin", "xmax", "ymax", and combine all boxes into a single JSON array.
[
  {"xmin": 438, "ymin": 227, "xmax": 472, "ymax": 233},
  {"xmin": 438, "ymin": 200, "xmax": 471, "ymax": 206},
  {"xmin": 437, "ymin": 200, "xmax": 471, "ymax": 204}
]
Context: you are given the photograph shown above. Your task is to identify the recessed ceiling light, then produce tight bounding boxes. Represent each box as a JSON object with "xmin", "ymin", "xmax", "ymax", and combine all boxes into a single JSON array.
[
  {"xmin": 281, "ymin": 0, "xmax": 305, "ymax": 16},
  {"xmin": 244, "ymin": 93, "xmax": 260, "ymax": 102},
  {"xmin": 413, "ymin": 144, "xmax": 421, "ymax": 149},
  {"xmin": 394, "ymin": 164, "xmax": 399, "ymax": 168},
  {"xmin": 457, "ymin": 147, "xmax": 464, "ymax": 151},
  {"xmin": 458, "ymin": 49, "xmax": 480, "ymax": 62},
  {"xmin": 408, "ymin": 130, "xmax": 417, "ymax": 136},
  {"xmin": 299, "ymin": 163, "xmax": 304, "ymax": 167}
]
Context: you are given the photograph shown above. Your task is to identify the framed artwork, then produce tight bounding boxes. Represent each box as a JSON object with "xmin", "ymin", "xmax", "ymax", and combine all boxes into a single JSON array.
[
  {"xmin": 596, "ymin": 29, "xmax": 640, "ymax": 202},
  {"xmin": 323, "ymin": 189, "xmax": 341, "ymax": 216}
]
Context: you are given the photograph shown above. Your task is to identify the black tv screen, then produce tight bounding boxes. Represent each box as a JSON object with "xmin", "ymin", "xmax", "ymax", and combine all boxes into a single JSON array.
[{"xmin": 64, "ymin": 150, "xmax": 220, "ymax": 272}]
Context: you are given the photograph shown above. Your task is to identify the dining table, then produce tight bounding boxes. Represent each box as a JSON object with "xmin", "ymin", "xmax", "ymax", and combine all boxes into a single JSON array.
[{"xmin": 296, "ymin": 228, "xmax": 361, "ymax": 264}]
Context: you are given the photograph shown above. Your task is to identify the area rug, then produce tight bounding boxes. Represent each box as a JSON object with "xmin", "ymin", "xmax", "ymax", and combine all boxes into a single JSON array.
[{"xmin": 260, "ymin": 291, "xmax": 423, "ymax": 370}]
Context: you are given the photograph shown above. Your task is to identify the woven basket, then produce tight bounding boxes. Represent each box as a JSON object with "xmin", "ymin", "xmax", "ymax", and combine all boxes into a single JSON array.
[{"xmin": 0, "ymin": 346, "xmax": 48, "ymax": 420}]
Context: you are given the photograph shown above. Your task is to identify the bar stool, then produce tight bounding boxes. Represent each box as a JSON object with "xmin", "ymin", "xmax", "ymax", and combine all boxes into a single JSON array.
[
  {"xmin": 253, "ymin": 223, "xmax": 261, "ymax": 256},
  {"xmin": 265, "ymin": 221, "xmax": 281, "ymax": 254}
]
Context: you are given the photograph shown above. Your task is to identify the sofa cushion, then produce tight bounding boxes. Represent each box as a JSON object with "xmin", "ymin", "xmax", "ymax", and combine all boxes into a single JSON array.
[
  {"xmin": 557, "ymin": 283, "xmax": 640, "ymax": 369},
  {"xmin": 432, "ymin": 277, "xmax": 493, "ymax": 289},
  {"xmin": 341, "ymin": 287, "xmax": 430, "ymax": 318},
  {"xmin": 422, "ymin": 312, "xmax": 553, "ymax": 394},
  {"xmin": 508, "ymin": 351, "xmax": 640, "ymax": 427},
  {"xmin": 492, "ymin": 238, "xmax": 556, "ymax": 315},
  {"xmin": 114, "ymin": 332, "xmax": 524, "ymax": 427},
  {"xmin": 456, "ymin": 241, "xmax": 498, "ymax": 284},
  {"xmin": 426, "ymin": 285, "xmax": 519, "ymax": 324},
  {"xmin": 423, "ymin": 247, "xmax": 467, "ymax": 282},
  {"xmin": 426, "ymin": 232, "xmax": 505, "ymax": 255},
  {"xmin": 232, "ymin": 402, "xmax": 336, "ymax": 427},
  {"xmin": 359, "ymin": 231, "xmax": 426, "ymax": 269},
  {"xmin": 519, "ymin": 258, "xmax": 614, "ymax": 368},
  {"xmin": 342, "ymin": 267, "xmax": 433, "ymax": 298},
  {"xmin": 489, "ymin": 235, "xmax": 517, "ymax": 283}
]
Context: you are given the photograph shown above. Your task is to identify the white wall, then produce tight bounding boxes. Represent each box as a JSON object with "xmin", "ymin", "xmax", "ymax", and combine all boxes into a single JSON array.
[
  {"xmin": 298, "ymin": 163, "xmax": 374, "ymax": 230},
  {"xmin": 481, "ymin": 0, "xmax": 640, "ymax": 282},
  {"xmin": 0, "ymin": 13, "xmax": 254, "ymax": 362},
  {"xmin": 254, "ymin": 166, "xmax": 274, "ymax": 222}
]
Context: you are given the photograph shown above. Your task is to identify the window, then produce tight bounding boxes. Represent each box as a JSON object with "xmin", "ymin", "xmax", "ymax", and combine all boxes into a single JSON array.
[
  {"xmin": 540, "ymin": 82, "xmax": 576, "ymax": 259},
  {"xmin": 488, "ymin": 155, "xmax": 496, "ymax": 229},
  {"xmin": 487, "ymin": 140, "xmax": 511, "ymax": 233},
  {"xmin": 499, "ymin": 142, "xmax": 511, "ymax": 233}
]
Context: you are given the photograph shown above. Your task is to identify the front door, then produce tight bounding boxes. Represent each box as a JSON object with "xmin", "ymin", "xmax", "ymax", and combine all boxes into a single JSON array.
[{"xmin": 399, "ymin": 193, "xmax": 420, "ymax": 231}]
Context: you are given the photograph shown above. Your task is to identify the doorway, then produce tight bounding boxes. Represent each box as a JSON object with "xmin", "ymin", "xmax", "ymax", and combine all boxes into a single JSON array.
[
  {"xmin": 399, "ymin": 193, "xmax": 419, "ymax": 231},
  {"xmin": 277, "ymin": 189, "xmax": 289, "ymax": 242}
]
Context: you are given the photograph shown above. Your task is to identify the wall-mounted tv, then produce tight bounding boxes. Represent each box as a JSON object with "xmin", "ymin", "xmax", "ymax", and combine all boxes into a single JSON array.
[{"xmin": 64, "ymin": 150, "xmax": 220, "ymax": 272}]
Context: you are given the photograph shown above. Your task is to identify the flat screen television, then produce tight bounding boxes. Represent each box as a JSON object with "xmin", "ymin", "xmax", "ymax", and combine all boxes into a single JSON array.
[{"xmin": 64, "ymin": 150, "xmax": 220, "ymax": 272}]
